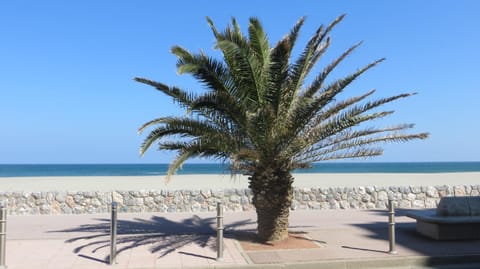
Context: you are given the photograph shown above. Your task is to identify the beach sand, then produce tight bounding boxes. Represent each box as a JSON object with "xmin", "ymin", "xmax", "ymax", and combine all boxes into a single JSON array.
[{"xmin": 0, "ymin": 172, "xmax": 478, "ymax": 192}]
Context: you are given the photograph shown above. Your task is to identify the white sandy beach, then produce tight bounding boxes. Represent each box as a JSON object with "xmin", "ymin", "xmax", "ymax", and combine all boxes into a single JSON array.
[{"xmin": 0, "ymin": 172, "xmax": 478, "ymax": 192}]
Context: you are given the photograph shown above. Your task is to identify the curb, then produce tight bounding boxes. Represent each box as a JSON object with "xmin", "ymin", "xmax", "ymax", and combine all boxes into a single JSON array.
[{"xmin": 167, "ymin": 254, "xmax": 480, "ymax": 269}]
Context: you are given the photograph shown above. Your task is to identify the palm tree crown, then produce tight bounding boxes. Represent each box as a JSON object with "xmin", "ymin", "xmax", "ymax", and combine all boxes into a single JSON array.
[{"xmin": 136, "ymin": 15, "xmax": 428, "ymax": 179}]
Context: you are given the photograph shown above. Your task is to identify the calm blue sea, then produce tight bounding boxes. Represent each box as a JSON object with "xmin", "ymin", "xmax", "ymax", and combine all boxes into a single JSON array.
[{"xmin": 0, "ymin": 162, "xmax": 480, "ymax": 177}]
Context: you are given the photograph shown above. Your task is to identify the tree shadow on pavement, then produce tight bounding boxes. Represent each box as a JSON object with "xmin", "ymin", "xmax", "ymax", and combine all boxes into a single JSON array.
[
  {"xmin": 347, "ymin": 210, "xmax": 480, "ymax": 268},
  {"xmin": 50, "ymin": 214, "xmax": 254, "ymax": 260}
]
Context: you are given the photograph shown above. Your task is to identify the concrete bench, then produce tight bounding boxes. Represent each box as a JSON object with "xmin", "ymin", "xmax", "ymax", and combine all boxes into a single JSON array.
[{"xmin": 407, "ymin": 196, "xmax": 480, "ymax": 240}]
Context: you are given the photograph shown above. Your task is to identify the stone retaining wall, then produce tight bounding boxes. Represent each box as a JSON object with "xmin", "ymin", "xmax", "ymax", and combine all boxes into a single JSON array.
[{"xmin": 1, "ymin": 185, "xmax": 479, "ymax": 215}]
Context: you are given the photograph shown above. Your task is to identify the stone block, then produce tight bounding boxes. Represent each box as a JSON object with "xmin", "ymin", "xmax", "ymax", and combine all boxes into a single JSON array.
[
  {"xmin": 411, "ymin": 186, "xmax": 422, "ymax": 194},
  {"xmin": 365, "ymin": 186, "xmax": 375, "ymax": 194},
  {"xmin": 356, "ymin": 186, "xmax": 366, "ymax": 195},
  {"xmin": 398, "ymin": 200, "xmax": 412, "ymax": 208},
  {"xmin": 389, "ymin": 186, "xmax": 399, "ymax": 192},
  {"xmin": 329, "ymin": 200, "xmax": 339, "ymax": 209},
  {"xmin": 339, "ymin": 200, "xmax": 350, "ymax": 209},
  {"xmin": 319, "ymin": 187, "xmax": 329, "ymax": 195},
  {"xmin": 125, "ymin": 197, "xmax": 143, "ymax": 206},
  {"xmin": 229, "ymin": 195, "xmax": 240, "ymax": 203},
  {"xmin": 211, "ymin": 190, "xmax": 224, "ymax": 198},
  {"xmin": 154, "ymin": 195, "xmax": 165, "ymax": 204},
  {"xmin": 308, "ymin": 201, "xmax": 321, "ymax": 210},
  {"xmin": 426, "ymin": 186, "xmax": 439, "ymax": 198},
  {"xmin": 416, "ymin": 193, "xmax": 426, "ymax": 200},
  {"xmin": 361, "ymin": 194, "xmax": 371, "ymax": 203},
  {"xmin": 399, "ymin": 186, "xmax": 410, "ymax": 194},
  {"xmin": 425, "ymin": 198, "xmax": 438, "ymax": 208},
  {"xmin": 31, "ymin": 192, "xmax": 42, "ymax": 199},
  {"xmin": 83, "ymin": 191, "xmax": 95, "ymax": 198},
  {"xmin": 65, "ymin": 196, "xmax": 75, "ymax": 208},
  {"xmin": 377, "ymin": 191, "xmax": 388, "ymax": 201},
  {"xmin": 412, "ymin": 200, "xmax": 425, "ymax": 208},
  {"xmin": 404, "ymin": 193, "xmax": 416, "ymax": 201},
  {"xmin": 91, "ymin": 198, "xmax": 102, "ymax": 207},
  {"xmin": 349, "ymin": 200, "xmax": 360, "ymax": 209},
  {"xmin": 290, "ymin": 201, "xmax": 298, "ymax": 210},
  {"xmin": 316, "ymin": 194, "xmax": 326, "ymax": 202},
  {"xmin": 454, "ymin": 186, "xmax": 467, "ymax": 197}
]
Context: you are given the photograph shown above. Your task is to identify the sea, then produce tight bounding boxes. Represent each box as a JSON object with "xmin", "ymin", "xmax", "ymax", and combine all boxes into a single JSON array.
[{"xmin": 0, "ymin": 162, "xmax": 480, "ymax": 177}]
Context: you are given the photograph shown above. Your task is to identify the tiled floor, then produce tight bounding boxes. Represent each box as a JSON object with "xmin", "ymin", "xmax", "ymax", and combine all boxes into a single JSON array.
[{"xmin": 4, "ymin": 210, "xmax": 480, "ymax": 269}]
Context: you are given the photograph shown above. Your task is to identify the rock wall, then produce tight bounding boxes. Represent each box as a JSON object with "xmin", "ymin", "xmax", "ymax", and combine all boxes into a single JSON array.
[{"xmin": 1, "ymin": 185, "xmax": 479, "ymax": 215}]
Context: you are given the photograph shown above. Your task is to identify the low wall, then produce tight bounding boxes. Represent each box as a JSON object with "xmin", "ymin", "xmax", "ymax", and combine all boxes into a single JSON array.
[{"xmin": 1, "ymin": 185, "xmax": 479, "ymax": 215}]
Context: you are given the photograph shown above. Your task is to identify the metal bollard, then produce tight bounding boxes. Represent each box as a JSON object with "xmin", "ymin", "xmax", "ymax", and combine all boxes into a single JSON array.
[
  {"xmin": 216, "ymin": 202, "xmax": 224, "ymax": 261},
  {"xmin": 0, "ymin": 206, "xmax": 6, "ymax": 269},
  {"xmin": 388, "ymin": 199, "xmax": 397, "ymax": 254},
  {"xmin": 110, "ymin": 202, "xmax": 118, "ymax": 265}
]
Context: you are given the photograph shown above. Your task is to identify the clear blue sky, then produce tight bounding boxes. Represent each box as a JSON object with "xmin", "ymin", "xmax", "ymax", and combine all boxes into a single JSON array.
[{"xmin": 1, "ymin": 1, "xmax": 479, "ymax": 164}]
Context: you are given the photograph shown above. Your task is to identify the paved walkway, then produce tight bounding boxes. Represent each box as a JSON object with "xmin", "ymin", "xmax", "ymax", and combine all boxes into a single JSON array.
[{"xmin": 4, "ymin": 209, "xmax": 480, "ymax": 269}]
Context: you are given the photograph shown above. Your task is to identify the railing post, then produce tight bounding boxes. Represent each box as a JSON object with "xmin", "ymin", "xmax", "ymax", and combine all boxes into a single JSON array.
[
  {"xmin": 216, "ymin": 202, "xmax": 224, "ymax": 261},
  {"xmin": 110, "ymin": 202, "xmax": 118, "ymax": 265},
  {"xmin": 388, "ymin": 199, "xmax": 397, "ymax": 254},
  {"xmin": 0, "ymin": 204, "xmax": 7, "ymax": 269}
]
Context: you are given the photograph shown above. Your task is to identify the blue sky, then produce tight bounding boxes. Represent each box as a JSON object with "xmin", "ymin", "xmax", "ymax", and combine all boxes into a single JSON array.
[{"xmin": 1, "ymin": 1, "xmax": 479, "ymax": 164}]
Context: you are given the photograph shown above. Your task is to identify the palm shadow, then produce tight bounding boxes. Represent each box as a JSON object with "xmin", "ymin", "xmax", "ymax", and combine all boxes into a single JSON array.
[
  {"xmin": 347, "ymin": 210, "xmax": 480, "ymax": 268},
  {"xmin": 50, "ymin": 214, "xmax": 255, "ymax": 261}
]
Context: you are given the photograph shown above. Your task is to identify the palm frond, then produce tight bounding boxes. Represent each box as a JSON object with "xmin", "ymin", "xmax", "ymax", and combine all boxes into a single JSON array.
[
  {"xmin": 215, "ymin": 39, "xmax": 261, "ymax": 108},
  {"xmin": 266, "ymin": 38, "xmax": 291, "ymax": 115},
  {"xmin": 138, "ymin": 117, "xmax": 236, "ymax": 156},
  {"xmin": 248, "ymin": 17, "xmax": 270, "ymax": 66},
  {"xmin": 308, "ymin": 147, "xmax": 384, "ymax": 162},
  {"xmin": 299, "ymin": 134, "xmax": 428, "ymax": 163},
  {"xmin": 296, "ymin": 127, "xmax": 428, "ymax": 163},
  {"xmin": 286, "ymin": 17, "xmax": 305, "ymax": 49},
  {"xmin": 302, "ymin": 14, "xmax": 346, "ymax": 78},
  {"xmin": 303, "ymin": 41, "xmax": 362, "ymax": 98},
  {"xmin": 165, "ymin": 138, "xmax": 237, "ymax": 181},
  {"xmin": 284, "ymin": 58, "xmax": 385, "ymax": 141},
  {"xmin": 165, "ymin": 150, "xmax": 195, "ymax": 183},
  {"xmin": 171, "ymin": 46, "xmax": 238, "ymax": 101},
  {"xmin": 134, "ymin": 78, "xmax": 194, "ymax": 109}
]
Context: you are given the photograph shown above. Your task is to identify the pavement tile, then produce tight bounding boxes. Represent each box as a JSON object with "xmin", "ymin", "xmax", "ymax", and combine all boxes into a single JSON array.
[
  {"xmin": 48, "ymin": 256, "xmax": 77, "ymax": 269},
  {"xmin": 245, "ymin": 251, "xmax": 283, "ymax": 264},
  {"xmin": 155, "ymin": 251, "xmax": 183, "ymax": 267},
  {"xmin": 3, "ymin": 210, "xmax": 480, "ymax": 269},
  {"xmin": 224, "ymin": 238, "xmax": 248, "ymax": 263}
]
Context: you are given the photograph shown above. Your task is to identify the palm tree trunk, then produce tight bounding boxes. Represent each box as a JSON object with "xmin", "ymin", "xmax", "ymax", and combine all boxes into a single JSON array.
[{"xmin": 249, "ymin": 164, "xmax": 294, "ymax": 242}]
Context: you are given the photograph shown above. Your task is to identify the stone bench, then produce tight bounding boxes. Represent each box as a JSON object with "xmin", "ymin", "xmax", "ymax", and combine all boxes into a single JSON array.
[{"xmin": 407, "ymin": 196, "xmax": 480, "ymax": 240}]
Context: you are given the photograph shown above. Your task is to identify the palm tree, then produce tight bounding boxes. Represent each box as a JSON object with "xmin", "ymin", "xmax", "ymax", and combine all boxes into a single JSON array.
[{"xmin": 135, "ymin": 15, "xmax": 429, "ymax": 242}]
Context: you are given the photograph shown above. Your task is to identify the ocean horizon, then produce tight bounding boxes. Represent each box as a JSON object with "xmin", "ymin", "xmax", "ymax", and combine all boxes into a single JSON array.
[{"xmin": 1, "ymin": 162, "xmax": 480, "ymax": 177}]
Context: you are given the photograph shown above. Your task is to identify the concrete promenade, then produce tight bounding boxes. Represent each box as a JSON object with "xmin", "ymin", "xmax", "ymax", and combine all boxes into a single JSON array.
[{"xmin": 4, "ymin": 209, "xmax": 480, "ymax": 269}]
